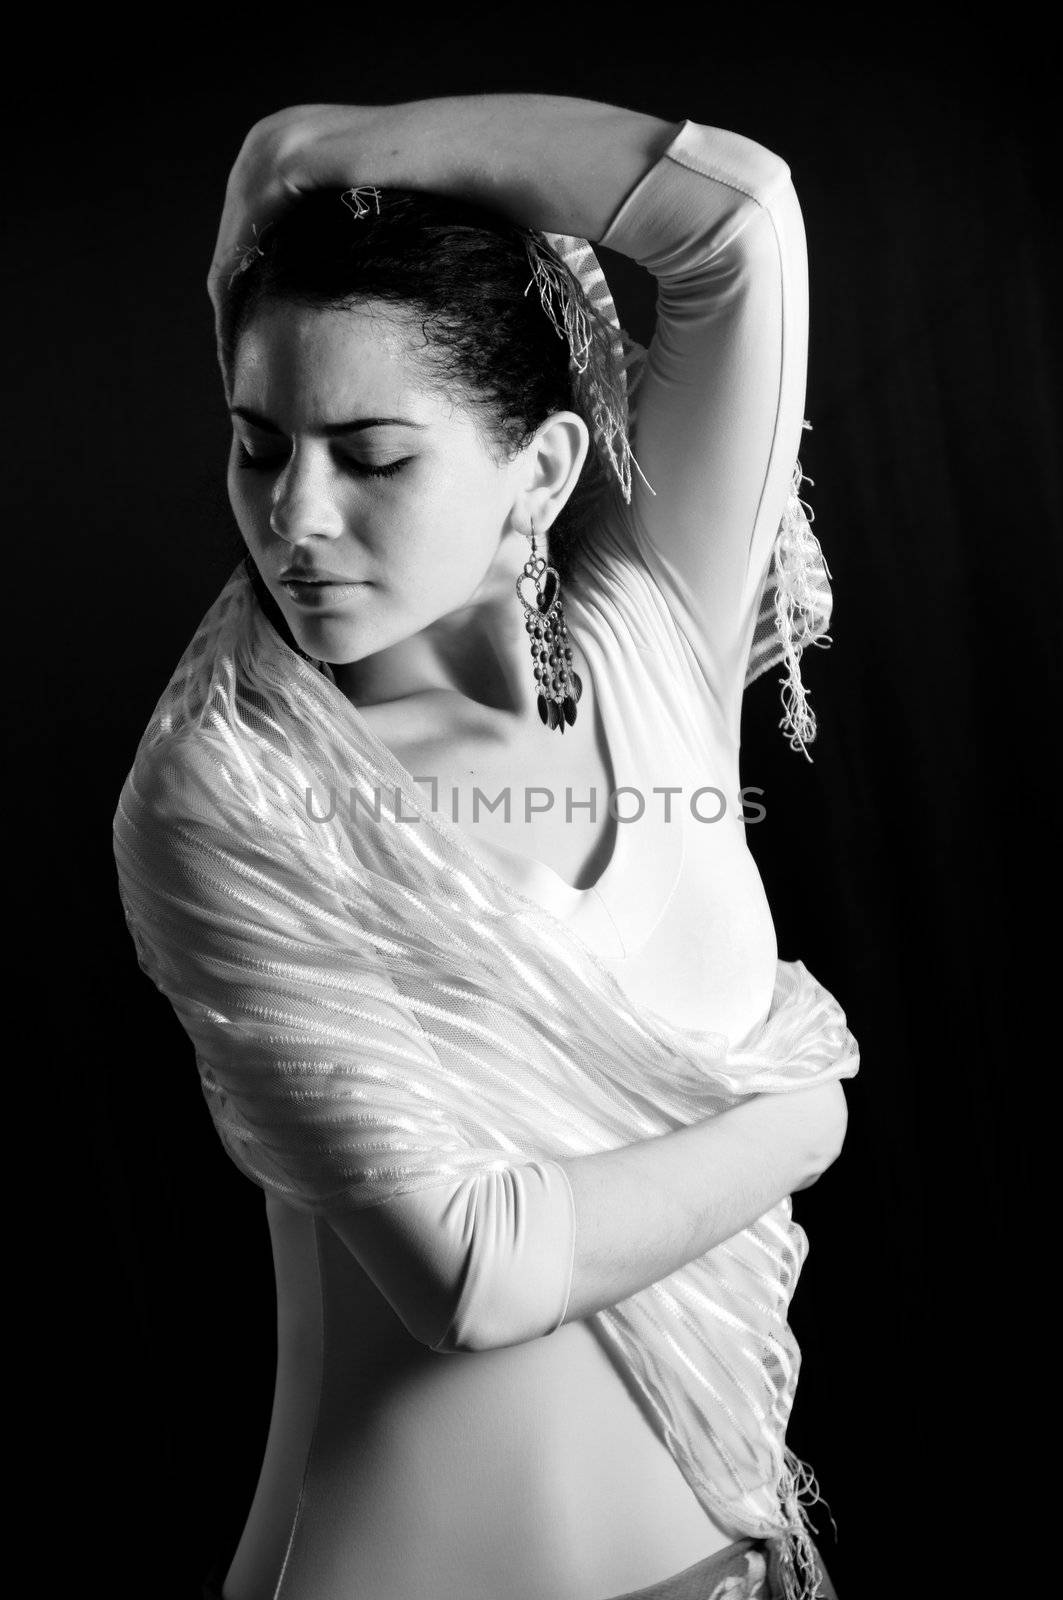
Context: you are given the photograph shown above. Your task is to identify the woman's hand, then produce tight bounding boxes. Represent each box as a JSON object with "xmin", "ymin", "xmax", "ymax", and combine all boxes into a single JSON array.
[
  {"xmin": 556, "ymin": 1074, "xmax": 849, "ymax": 1323},
  {"xmin": 207, "ymin": 103, "xmax": 385, "ymax": 324}
]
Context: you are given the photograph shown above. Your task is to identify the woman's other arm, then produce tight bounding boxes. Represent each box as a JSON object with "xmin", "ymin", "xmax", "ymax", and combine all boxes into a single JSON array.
[
  {"xmin": 328, "ymin": 1078, "xmax": 847, "ymax": 1352},
  {"xmin": 119, "ymin": 738, "xmax": 846, "ymax": 1358},
  {"xmin": 552, "ymin": 1079, "xmax": 845, "ymax": 1325}
]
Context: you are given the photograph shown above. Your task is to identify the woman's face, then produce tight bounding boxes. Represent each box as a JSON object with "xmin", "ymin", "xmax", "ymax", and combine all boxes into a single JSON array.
[{"xmin": 227, "ymin": 299, "xmax": 530, "ymax": 667}]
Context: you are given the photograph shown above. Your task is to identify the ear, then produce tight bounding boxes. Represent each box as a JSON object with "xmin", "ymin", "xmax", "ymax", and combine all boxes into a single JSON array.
[{"xmin": 512, "ymin": 411, "xmax": 591, "ymax": 536}]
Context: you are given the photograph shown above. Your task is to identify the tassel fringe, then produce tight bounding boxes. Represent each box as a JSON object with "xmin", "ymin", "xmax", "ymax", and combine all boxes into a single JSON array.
[
  {"xmin": 772, "ymin": 440, "xmax": 834, "ymax": 764},
  {"xmin": 524, "ymin": 235, "xmax": 594, "ymax": 373},
  {"xmin": 339, "ymin": 184, "xmax": 382, "ymax": 219},
  {"xmin": 227, "ymin": 221, "xmax": 272, "ymax": 289},
  {"xmin": 524, "ymin": 234, "xmax": 654, "ymax": 505},
  {"xmin": 772, "ymin": 1445, "xmax": 837, "ymax": 1600}
]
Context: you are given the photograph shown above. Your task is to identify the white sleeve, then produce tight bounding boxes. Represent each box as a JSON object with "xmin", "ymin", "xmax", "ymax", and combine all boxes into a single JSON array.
[{"xmin": 326, "ymin": 1159, "xmax": 577, "ymax": 1353}]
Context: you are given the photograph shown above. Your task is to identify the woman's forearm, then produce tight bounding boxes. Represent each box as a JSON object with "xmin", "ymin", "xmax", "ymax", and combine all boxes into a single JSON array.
[
  {"xmin": 556, "ymin": 1081, "xmax": 847, "ymax": 1324},
  {"xmin": 210, "ymin": 96, "xmax": 677, "ymax": 314},
  {"xmin": 283, "ymin": 95, "xmax": 678, "ymax": 240}
]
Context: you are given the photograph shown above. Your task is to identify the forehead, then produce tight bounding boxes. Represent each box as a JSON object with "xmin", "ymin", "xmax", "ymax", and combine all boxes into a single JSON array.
[{"xmin": 231, "ymin": 301, "xmax": 444, "ymax": 423}]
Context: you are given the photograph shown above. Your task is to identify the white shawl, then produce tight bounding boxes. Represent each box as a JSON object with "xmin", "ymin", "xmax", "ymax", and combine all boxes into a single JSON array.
[{"xmin": 113, "ymin": 542, "xmax": 857, "ymax": 1600}]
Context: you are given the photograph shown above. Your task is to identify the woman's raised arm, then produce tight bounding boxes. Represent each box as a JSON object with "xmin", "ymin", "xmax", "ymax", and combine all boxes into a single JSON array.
[
  {"xmin": 596, "ymin": 120, "xmax": 809, "ymax": 729},
  {"xmin": 207, "ymin": 94, "xmax": 676, "ymax": 312}
]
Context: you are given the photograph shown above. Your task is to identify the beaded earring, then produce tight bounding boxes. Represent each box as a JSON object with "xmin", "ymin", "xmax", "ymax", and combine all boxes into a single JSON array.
[{"xmin": 516, "ymin": 521, "xmax": 583, "ymax": 732}]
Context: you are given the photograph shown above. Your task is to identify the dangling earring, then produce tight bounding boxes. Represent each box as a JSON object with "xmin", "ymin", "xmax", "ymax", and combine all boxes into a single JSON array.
[{"xmin": 515, "ymin": 520, "xmax": 583, "ymax": 733}]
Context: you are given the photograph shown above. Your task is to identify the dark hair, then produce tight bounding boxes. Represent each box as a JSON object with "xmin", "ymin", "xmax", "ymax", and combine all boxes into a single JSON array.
[{"xmin": 220, "ymin": 188, "xmax": 619, "ymax": 587}]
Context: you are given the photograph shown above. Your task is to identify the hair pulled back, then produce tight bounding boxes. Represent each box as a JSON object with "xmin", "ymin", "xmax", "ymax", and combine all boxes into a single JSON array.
[{"xmin": 220, "ymin": 188, "xmax": 620, "ymax": 586}]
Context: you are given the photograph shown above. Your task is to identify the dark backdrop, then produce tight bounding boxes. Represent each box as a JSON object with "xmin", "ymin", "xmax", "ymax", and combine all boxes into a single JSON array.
[{"xmin": 15, "ymin": 13, "xmax": 1054, "ymax": 1599}]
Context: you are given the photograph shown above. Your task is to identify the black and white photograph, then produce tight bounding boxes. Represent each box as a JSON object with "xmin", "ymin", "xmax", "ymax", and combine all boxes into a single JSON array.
[{"xmin": 16, "ymin": 14, "xmax": 1052, "ymax": 1599}]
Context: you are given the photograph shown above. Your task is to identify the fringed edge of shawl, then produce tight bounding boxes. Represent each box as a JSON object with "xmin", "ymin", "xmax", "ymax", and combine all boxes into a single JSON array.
[
  {"xmin": 772, "ymin": 1445, "xmax": 837, "ymax": 1600},
  {"xmin": 535, "ymin": 232, "xmax": 655, "ymax": 504},
  {"xmin": 771, "ymin": 447, "xmax": 835, "ymax": 764}
]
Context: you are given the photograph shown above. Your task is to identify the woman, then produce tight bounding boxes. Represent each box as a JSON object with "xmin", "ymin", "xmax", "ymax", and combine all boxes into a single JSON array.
[{"xmin": 113, "ymin": 95, "xmax": 858, "ymax": 1600}]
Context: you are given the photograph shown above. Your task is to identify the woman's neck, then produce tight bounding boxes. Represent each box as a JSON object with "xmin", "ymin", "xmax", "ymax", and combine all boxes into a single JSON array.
[{"xmin": 331, "ymin": 534, "xmax": 550, "ymax": 720}]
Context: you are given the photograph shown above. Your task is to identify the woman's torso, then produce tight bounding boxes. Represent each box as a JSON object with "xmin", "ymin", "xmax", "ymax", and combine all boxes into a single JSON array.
[{"xmin": 222, "ymin": 629, "xmax": 779, "ymax": 1600}]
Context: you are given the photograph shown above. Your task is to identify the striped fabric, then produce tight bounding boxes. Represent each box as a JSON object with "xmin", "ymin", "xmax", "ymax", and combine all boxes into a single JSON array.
[
  {"xmin": 543, "ymin": 231, "xmax": 834, "ymax": 760},
  {"xmin": 113, "ymin": 560, "xmax": 859, "ymax": 1600}
]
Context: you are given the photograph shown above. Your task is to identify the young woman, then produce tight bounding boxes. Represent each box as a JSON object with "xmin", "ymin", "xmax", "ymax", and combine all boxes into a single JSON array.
[{"xmin": 114, "ymin": 95, "xmax": 858, "ymax": 1600}]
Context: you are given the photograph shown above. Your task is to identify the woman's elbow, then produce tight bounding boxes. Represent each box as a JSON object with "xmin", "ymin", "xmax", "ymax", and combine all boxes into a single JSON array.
[
  {"xmin": 428, "ymin": 1309, "xmax": 494, "ymax": 1356},
  {"xmin": 429, "ymin": 1162, "xmax": 575, "ymax": 1353},
  {"xmin": 428, "ymin": 1283, "xmax": 566, "ymax": 1355},
  {"xmin": 681, "ymin": 120, "xmax": 796, "ymax": 209}
]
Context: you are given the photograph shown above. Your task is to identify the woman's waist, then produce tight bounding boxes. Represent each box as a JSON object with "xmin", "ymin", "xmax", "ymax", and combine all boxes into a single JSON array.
[{"xmin": 271, "ymin": 1299, "xmax": 738, "ymax": 1583}]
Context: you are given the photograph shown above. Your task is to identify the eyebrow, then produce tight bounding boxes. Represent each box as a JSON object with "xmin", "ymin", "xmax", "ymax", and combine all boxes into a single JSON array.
[{"xmin": 229, "ymin": 405, "xmax": 428, "ymax": 436}]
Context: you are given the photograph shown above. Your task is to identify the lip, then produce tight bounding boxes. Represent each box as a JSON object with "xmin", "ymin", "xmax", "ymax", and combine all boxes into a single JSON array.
[
  {"xmin": 279, "ymin": 573, "xmax": 369, "ymax": 610},
  {"xmin": 279, "ymin": 568, "xmax": 365, "ymax": 585}
]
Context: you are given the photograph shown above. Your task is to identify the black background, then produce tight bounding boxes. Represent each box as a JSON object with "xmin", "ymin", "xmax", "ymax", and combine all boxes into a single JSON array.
[{"xmin": 15, "ymin": 11, "xmax": 1055, "ymax": 1598}]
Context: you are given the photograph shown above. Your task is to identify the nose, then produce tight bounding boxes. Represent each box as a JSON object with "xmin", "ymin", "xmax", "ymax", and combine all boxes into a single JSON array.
[{"xmin": 268, "ymin": 448, "xmax": 346, "ymax": 545}]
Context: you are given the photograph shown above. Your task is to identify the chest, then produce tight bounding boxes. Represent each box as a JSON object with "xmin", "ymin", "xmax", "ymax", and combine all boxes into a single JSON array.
[
  {"xmin": 356, "ymin": 679, "xmax": 776, "ymax": 1042},
  {"xmin": 360, "ymin": 689, "xmax": 619, "ymax": 894}
]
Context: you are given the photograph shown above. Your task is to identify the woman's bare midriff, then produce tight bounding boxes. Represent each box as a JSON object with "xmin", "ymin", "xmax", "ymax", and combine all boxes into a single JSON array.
[{"xmin": 223, "ymin": 1193, "xmax": 740, "ymax": 1600}]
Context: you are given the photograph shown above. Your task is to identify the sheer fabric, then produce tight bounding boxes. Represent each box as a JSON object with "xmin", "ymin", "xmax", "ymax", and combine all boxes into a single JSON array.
[{"xmin": 114, "ymin": 551, "xmax": 857, "ymax": 1599}]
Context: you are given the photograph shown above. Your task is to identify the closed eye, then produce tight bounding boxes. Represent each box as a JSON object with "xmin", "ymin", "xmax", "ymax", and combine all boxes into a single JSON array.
[
  {"xmin": 235, "ymin": 443, "xmax": 288, "ymax": 473},
  {"xmin": 339, "ymin": 455, "xmax": 412, "ymax": 480},
  {"xmin": 235, "ymin": 443, "xmax": 411, "ymax": 480}
]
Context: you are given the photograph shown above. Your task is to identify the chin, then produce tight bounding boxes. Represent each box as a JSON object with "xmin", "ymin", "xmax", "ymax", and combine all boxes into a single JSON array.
[
  {"xmin": 276, "ymin": 598, "xmax": 384, "ymax": 667},
  {"xmin": 287, "ymin": 618, "xmax": 367, "ymax": 664}
]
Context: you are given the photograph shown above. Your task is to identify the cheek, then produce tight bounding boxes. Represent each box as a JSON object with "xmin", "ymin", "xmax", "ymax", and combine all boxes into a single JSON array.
[
  {"xmin": 396, "ymin": 482, "xmax": 504, "ymax": 594},
  {"xmin": 378, "ymin": 453, "xmax": 504, "ymax": 561},
  {"xmin": 417, "ymin": 439, "xmax": 514, "ymax": 536}
]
